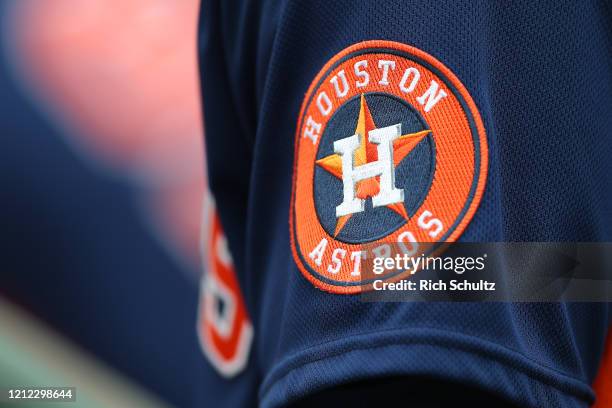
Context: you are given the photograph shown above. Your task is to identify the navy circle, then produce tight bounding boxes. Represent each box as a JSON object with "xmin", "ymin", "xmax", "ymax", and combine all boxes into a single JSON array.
[{"xmin": 313, "ymin": 92, "xmax": 435, "ymax": 243}]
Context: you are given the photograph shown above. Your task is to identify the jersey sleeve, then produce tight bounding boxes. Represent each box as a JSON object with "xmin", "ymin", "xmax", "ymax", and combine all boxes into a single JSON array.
[{"xmin": 198, "ymin": 1, "xmax": 612, "ymax": 407}]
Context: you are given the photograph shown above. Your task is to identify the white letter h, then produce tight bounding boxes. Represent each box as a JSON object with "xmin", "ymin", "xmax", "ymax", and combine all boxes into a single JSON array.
[{"xmin": 333, "ymin": 123, "xmax": 404, "ymax": 217}]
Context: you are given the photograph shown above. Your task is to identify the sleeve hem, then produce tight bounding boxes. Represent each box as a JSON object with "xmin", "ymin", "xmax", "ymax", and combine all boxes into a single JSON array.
[{"xmin": 259, "ymin": 327, "xmax": 594, "ymax": 408}]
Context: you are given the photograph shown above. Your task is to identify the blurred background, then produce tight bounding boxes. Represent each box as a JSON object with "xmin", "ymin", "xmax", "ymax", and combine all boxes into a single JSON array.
[{"xmin": 0, "ymin": 0, "xmax": 206, "ymax": 406}]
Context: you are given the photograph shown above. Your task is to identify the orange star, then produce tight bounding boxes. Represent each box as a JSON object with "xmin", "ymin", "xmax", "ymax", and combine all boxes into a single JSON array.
[{"xmin": 316, "ymin": 94, "xmax": 430, "ymax": 236}]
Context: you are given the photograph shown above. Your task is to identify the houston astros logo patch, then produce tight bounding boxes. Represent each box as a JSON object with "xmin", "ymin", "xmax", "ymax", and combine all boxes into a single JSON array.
[{"xmin": 290, "ymin": 40, "xmax": 488, "ymax": 294}]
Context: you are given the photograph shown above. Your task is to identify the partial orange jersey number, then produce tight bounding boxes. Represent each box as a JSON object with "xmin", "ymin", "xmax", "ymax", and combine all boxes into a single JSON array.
[{"xmin": 197, "ymin": 196, "xmax": 253, "ymax": 377}]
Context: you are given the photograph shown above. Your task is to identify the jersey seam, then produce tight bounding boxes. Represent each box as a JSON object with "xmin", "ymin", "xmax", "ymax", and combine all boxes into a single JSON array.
[{"xmin": 259, "ymin": 326, "xmax": 594, "ymax": 404}]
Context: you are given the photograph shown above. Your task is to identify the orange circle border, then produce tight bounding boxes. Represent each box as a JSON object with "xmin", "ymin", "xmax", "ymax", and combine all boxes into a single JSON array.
[{"xmin": 290, "ymin": 40, "xmax": 488, "ymax": 294}]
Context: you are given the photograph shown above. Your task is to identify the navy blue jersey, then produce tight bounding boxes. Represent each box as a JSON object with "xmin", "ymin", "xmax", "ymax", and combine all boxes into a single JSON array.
[{"xmin": 198, "ymin": 0, "xmax": 612, "ymax": 407}]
